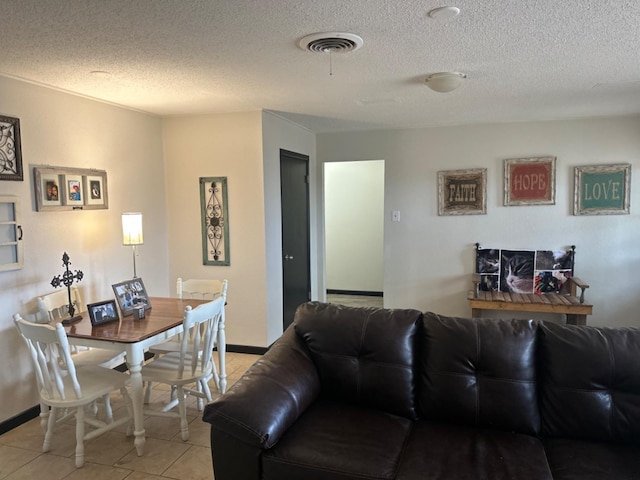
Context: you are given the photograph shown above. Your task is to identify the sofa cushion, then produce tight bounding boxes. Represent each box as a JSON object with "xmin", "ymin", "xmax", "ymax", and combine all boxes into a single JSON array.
[
  {"xmin": 294, "ymin": 302, "xmax": 421, "ymax": 419},
  {"xmin": 419, "ymin": 313, "xmax": 540, "ymax": 435},
  {"xmin": 262, "ymin": 399, "xmax": 412, "ymax": 480},
  {"xmin": 543, "ymin": 438, "xmax": 640, "ymax": 480},
  {"xmin": 539, "ymin": 322, "xmax": 640, "ymax": 442},
  {"xmin": 396, "ymin": 421, "xmax": 552, "ymax": 480}
]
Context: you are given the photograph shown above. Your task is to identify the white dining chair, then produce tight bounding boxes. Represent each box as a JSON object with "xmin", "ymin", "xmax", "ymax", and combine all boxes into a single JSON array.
[
  {"xmin": 141, "ymin": 296, "xmax": 225, "ymax": 441},
  {"xmin": 177, "ymin": 277, "xmax": 228, "ymax": 301},
  {"xmin": 13, "ymin": 314, "xmax": 133, "ymax": 468},
  {"xmin": 37, "ymin": 287, "xmax": 126, "ymax": 369},
  {"xmin": 144, "ymin": 278, "xmax": 228, "ymax": 407}
]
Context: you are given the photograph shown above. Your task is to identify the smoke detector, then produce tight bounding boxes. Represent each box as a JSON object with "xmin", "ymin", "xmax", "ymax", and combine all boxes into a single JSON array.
[{"xmin": 298, "ymin": 32, "xmax": 364, "ymax": 53}]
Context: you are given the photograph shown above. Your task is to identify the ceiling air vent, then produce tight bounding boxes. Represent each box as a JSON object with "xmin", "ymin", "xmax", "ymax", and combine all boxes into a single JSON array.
[{"xmin": 298, "ymin": 32, "xmax": 364, "ymax": 53}]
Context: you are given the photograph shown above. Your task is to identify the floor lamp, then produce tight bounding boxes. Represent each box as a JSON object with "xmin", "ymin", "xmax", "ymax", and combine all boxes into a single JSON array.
[{"xmin": 122, "ymin": 212, "xmax": 143, "ymax": 278}]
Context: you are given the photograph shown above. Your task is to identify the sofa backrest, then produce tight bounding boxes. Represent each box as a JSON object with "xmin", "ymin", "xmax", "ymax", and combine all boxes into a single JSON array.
[
  {"xmin": 418, "ymin": 312, "xmax": 541, "ymax": 436},
  {"xmin": 294, "ymin": 301, "xmax": 422, "ymax": 420},
  {"xmin": 539, "ymin": 322, "xmax": 640, "ymax": 442}
]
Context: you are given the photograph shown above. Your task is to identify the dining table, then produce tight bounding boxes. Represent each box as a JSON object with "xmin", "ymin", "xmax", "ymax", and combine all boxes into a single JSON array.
[{"xmin": 61, "ymin": 296, "xmax": 218, "ymax": 456}]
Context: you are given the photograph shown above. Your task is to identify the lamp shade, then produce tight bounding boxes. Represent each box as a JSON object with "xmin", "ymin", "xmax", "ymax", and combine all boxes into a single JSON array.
[
  {"xmin": 122, "ymin": 212, "xmax": 143, "ymax": 245},
  {"xmin": 425, "ymin": 72, "xmax": 467, "ymax": 93}
]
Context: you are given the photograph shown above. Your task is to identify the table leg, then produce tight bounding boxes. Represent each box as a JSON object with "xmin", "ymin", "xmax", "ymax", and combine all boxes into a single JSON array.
[
  {"xmin": 217, "ymin": 312, "xmax": 227, "ymax": 394},
  {"xmin": 126, "ymin": 346, "xmax": 146, "ymax": 456},
  {"xmin": 472, "ymin": 308, "xmax": 482, "ymax": 318}
]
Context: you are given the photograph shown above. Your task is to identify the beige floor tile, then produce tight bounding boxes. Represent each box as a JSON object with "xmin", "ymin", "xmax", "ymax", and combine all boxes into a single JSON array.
[
  {"xmin": 0, "ymin": 418, "xmax": 76, "ymax": 457},
  {"xmin": 142, "ymin": 416, "xmax": 191, "ymax": 442},
  {"xmin": 174, "ymin": 417, "xmax": 210, "ymax": 448},
  {"xmin": 0, "ymin": 445, "xmax": 40, "ymax": 479},
  {"xmin": 113, "ymin": 438, "xmax": 190, "ymax": 475},
  {"xmin": 122, "ymin": 472, "xmax": 166, "ymax": 480},
  {"xmin": 63, "ymin": 461, "xmax": 131, "ymax": 480},
  {"xmin": 162, "ymin": 445, "xmax": 213, "ymax": 480},
  {"xmin": 82, "ymin": 430, "xmax": 137, "ymax": 466},
  {"xmin": 1, "ymin": 353, "xmax": 261, "ymax": 479},
  {"xmin": 3, "ymin": 453, "xmax": 75, "ymax": 480}
]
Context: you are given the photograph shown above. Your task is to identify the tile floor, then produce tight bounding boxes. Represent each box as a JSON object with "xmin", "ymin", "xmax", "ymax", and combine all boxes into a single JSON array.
[
  {"xmin": 326, "ymin": 293, "xmax": 383, "ymax": 308},
  {"xmin": 0, "ymin": 352, "xmax": 260, "ymax": 480}
]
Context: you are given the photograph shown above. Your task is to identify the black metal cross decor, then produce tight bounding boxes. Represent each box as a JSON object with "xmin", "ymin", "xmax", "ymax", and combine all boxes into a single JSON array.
[{"xmin": 50, "ymin": 252, "xmax": 84, "ymax": 325}]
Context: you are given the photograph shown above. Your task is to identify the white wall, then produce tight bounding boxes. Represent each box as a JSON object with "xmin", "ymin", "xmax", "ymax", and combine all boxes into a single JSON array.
[
  {"xmin": 317, "ymin": 116, "xmax": 640, "ymax": 327},
  {"xmin": 261, "ymin": 112, "xmax": 317, "ymax": 345},
  {"xmin": 324, "ymin": 160, "xmax": 384, "ymax": 292},
  {"xmin": 162, "ymin": 112, "xmax": 269, "ymax": 348},
  {"xmin": 162, "ymin": 111, "xmax": 317, "ymax": 348},
  {"xmin": 0, "ymin": 76, "xmax": 168, "ymax": 423}
]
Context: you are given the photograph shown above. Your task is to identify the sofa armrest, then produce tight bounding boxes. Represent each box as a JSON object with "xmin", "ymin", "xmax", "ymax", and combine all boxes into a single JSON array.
[{"xmin": 203, "ymin": 325, "xmax": 320, "ymax": 449}]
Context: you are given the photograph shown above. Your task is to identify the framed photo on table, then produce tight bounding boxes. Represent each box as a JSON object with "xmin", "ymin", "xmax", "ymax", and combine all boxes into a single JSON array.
[
  {"xmin": 87, "ymin": 299, "xmax": 120, "ymax": 326},
  {"xmin": 574, "ymin": 163, "xmax": 631, "ymax": 215},
  {"xmin": 504, "ymin": 157, "xmax": 556, "ymax": 206},
  {"xmin": 112, "ymin": 278, "xmax": 152, "ymax": 317}
]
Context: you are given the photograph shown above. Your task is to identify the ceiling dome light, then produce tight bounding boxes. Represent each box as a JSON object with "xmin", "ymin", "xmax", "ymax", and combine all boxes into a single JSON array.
[
  {"xmin": 424, "ymin": 72, "xmax": 467, "ymax": 93},
  {"xmin": 428, "ymin": 6, "xmax": 461, "ymax": 19}
]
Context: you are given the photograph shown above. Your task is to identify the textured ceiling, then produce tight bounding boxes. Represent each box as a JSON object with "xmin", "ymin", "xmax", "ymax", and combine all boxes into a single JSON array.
[{"xmin": 2, "ymin": 0, "xmax": 640, "ymax": 132}]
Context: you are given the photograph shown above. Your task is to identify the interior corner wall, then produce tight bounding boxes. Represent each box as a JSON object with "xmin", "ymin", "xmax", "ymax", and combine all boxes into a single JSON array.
[
  {"xmin": 261, "ymin": 112, "xmax": 317, "ymax": 345},
  {"xmin": 317, "ymin": 116, "xmax": 640, "ymax": 327},
  {"xmin": 0, "ymin": 76, "xmax": 168, "ymax": 423},
  {"xmin": 162, "ymin": 111, "xmax": 269, "ymax": 347},
  {"xmin": 324, "ymin": 160, "xmax": 384, "ymax": 293}
]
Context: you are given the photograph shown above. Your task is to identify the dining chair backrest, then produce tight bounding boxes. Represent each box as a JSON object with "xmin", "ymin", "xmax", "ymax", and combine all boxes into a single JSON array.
[
  {"xmin": 14, "ymin": 314, "xmax": 81, "ymax": 401},
  {"xmin": 176, "ymin": 296, "xmax": 225, "ymax": 379},
  {"xmin": 37, "ymin": 286, "xmax": 84, "ymax": 323},
  {"xmin": 177, "ymin": 278, "xmax": 228, "ymax": 300}
]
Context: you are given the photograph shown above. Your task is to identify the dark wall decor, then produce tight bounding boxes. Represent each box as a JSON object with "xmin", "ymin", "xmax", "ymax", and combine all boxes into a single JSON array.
[
  {"xmin": 200, "ymin": 177, "xmax": 230, "ymax": 266},
  {"xmin": 504, "ymin": 156, "xmax": 556, "ymax": 206},
  {"xmin": 33, "ymin": 165, "xmax": 108, "ymax": 211},
  {"xmin": 0, "ymin": 115, "xmax": 23, "ymax": 181},
  {"xmin": 437, "ymin": 168, "xmax": 487, "ymax": 215},
  {"xmin": 574, "ymin": 163, "xmax": 631, "ymax": 215}
]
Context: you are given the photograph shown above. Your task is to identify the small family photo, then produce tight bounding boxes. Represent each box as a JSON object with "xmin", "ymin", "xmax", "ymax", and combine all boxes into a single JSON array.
[
  {"xmin": 112, "ymin": 278, "xmax": 151, "ymax": 316},
  {"xmin": 90, "ymin": 179, "xmax": 101, "ymax": 199},
  {"xmin": 68, "ymin": 180, "xmax": 81, "ymax": 201},
  {"xmin": 46, "ymin": 180, "xmax": 59, "ymax": 201},
  {"xmin": 87, "ymin": 300, "xmax": 120, "ymax": 326}
]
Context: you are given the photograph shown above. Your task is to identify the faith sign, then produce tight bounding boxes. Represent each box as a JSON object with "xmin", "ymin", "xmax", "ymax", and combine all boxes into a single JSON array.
[{"xmin": 438, "ymin": 168, "xmax": 487, "ymax": 215}]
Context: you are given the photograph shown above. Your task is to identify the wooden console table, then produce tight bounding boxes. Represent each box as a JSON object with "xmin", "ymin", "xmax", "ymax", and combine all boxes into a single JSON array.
[{"xmin": 468, "ymin": 277, "xmax": 593, "ymax": 325}]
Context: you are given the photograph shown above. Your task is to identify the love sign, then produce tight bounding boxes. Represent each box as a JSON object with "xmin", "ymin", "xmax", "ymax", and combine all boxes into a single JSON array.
[{"xmin": 574, "ymin": 164, "xmax": 631, "ymax": 215}]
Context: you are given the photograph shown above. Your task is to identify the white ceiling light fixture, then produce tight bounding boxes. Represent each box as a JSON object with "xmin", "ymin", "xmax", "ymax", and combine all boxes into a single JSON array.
[
  {"xmin": 424, "ymin": 72, "xmax": 467, "ymax": 93},
  {"xmin": 428, "ymin": 6, "xmax": 461, "ymax": 20}
]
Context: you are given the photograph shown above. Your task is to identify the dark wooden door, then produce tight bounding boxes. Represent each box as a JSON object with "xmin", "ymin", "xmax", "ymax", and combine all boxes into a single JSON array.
[{"xmin": 280, "ymin": 149, "xmax": 310, "ymax": 331}]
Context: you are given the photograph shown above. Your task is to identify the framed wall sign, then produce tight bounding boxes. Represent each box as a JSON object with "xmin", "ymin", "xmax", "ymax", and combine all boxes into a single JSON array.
[
  {"xmin": 87, "ymin": 299, "xmax": 120, "ymax": 326},
  {"xmin": 504, "ymin": 156, "xmax": 556, "ymax": 206},
  {"xmin": 34, "ymin": 166, "xmax": 108, "ymax": 211},
  {"xmin": 200, "ymin": 176, "xmax": 230, "ymax": 265},
  {"xmin": 574, "ymin": 163, "xmax": 631, "ymax": 215},
  {"xmin": 0, "ymin": 115, "xmax": 23, "ymax": 181},
  {"xmin": 437, "ymin": 168, "xmax": 487, "ymax": 215}
]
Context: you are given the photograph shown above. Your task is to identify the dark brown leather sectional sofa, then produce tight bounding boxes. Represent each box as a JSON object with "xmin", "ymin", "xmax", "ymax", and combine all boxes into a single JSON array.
[{"xmin": 203, "ymin": 302, "xmax": 640, "ymax": 480}]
